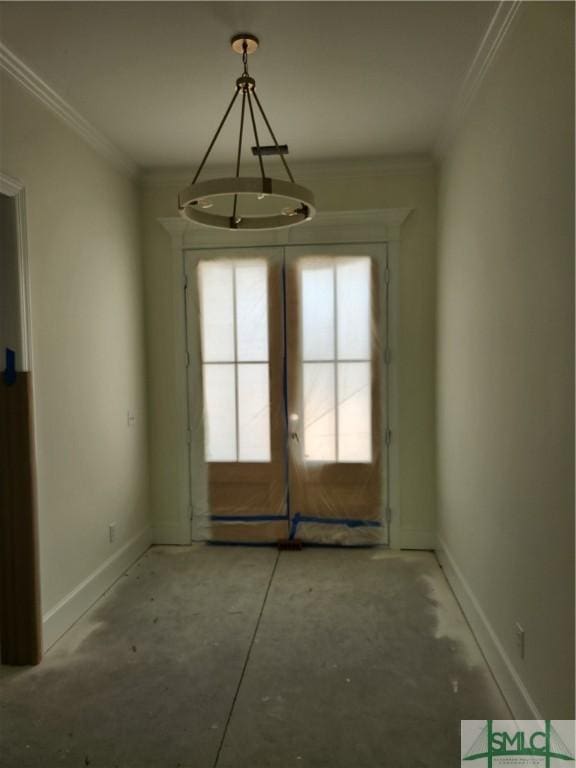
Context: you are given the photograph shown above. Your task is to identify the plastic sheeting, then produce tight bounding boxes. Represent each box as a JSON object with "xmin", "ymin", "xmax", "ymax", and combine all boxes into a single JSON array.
[{"xmin": 185, "ymin": 244, "xmax": 389, "ymax": 546}]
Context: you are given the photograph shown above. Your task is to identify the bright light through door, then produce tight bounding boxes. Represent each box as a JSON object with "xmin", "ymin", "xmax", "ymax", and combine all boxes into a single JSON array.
[
  {"xmin": 300, "ymin": 257, "xmax": 372, "ymax": 463},
  {"xmin": 199, "ymin": 259, "xmax": 271, "ymax": 462}
]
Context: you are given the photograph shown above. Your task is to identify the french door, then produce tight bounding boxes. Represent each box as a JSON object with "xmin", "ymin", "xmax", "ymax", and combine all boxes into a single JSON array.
[{"xmin": 186, "ymin": 244, "xmax": 388, "ymax": 546}]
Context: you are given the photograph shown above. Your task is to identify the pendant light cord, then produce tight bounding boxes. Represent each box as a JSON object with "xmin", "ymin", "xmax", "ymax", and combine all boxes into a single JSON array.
[
  {"xmin": 190, "ymin": 36, "xmax": 298, "ymax": 193},
  {"xmin": 242, "ymin": 42, "xmax": 249, "ymax": 76}
]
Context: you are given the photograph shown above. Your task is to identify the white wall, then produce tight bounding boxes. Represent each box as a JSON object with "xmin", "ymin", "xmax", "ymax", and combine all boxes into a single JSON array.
[
  {"xmin": 141, "ymin": 164, "xmax": 437, "ymax": 548},
  {"xmin": 436, "ymin": 2, "xmax": 574, "ymax": 717},
  {"xmin": 0, "ymin": 71, "xmax": 151, "ymax": 648}
]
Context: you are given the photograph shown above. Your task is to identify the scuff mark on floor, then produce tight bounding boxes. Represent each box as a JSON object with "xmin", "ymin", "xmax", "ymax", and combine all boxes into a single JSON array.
[
  {"xmin": 52, "ymin": 619, "xmax": 106, "ymax": 656},
  {"xmin": 370, "ymin": 550, "xmax": 435, "ymax": 563},
  {"xmin": 150, "ymin": 544, "xmax": 205, "ymax": 555},
  {"xmin": 420, "ymin": 570, "xmax": 483, "ymax": 667}
]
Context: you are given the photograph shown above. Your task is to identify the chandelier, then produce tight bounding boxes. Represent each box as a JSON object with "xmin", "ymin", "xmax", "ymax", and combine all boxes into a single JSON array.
[{"xmin": 178, "ymin": 34, "xmax": 316, "ymax": 231}]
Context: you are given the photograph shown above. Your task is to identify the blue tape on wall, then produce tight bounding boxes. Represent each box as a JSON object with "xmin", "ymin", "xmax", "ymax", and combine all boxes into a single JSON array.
[{"xmin": 3, "ymin": 348, "xmax": 16, "ymax": 386}]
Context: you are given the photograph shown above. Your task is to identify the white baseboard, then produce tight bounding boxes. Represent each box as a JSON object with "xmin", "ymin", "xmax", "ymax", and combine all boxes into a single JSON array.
[
  {"xmin": 400, "ymin": 527, "xmax": 436, "ymax": 550},
  {"xmin": 436, "ymin": 534, "xmax": 541, "ymax": 719},
  {"xmin": 42, "ymin": 527, "xmax": 151, "ymax": 651},
  {"xmin": 152, "ymin": 520, "xmax": 191, "ymax": 545}
]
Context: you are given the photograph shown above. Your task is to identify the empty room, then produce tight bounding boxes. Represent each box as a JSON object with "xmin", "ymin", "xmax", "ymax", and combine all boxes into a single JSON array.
[{"xmin": 0, "ymin": 1, "xmax": 574, "ymax": 766}]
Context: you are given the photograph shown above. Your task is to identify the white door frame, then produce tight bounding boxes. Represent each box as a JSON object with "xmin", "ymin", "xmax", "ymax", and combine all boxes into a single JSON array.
[
  {"xmin": 0, "ymin": 172, "xmax": 33, "ymax": 372},
  {"xmin": 159, "ymin": 208, "xmax": 412, "ymax": 548}
]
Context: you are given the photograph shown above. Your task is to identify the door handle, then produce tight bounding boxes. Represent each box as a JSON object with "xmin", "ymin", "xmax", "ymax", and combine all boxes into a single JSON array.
[{"xmin": 289, "ymin": 414, "xmax": 300, "ymax": 443}]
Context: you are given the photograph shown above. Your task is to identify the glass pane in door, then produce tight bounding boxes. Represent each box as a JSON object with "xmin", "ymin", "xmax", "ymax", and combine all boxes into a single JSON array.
[
  {"xmin": 235, "ymin": 261, "xmax": 269, "ymax": 361},
  {"xmin": 198, "ymin": 261, "xmax": 235, "ymax": 362},
  {"xmin": 298, "ymin": 256, "xmax": 372, "ymax": 463},
  {"xmin": 337, "ymin": 361, "xmax": 372, "ymax": 462},
  {"xmin": 198, "ymin": 259, "xmax": 271, "ymax": 463},
  {"xmin": 238, "ymin": 363, "xmax": 271, "ymax": 461},
  {"xmin": 203, "ymin": 363, "xmax": 237, "ymax": 461},
  {"xmin": 302, "ymin": 362, "xmax": 336, "ymax": 461},
  {"xmin": 301, "ymin": 260, "xmax": 335, "ymax": 360}
]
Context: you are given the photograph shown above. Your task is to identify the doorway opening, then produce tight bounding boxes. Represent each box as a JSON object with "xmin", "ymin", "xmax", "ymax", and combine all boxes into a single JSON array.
[
  {"xmin": 0, "ymin": 178, "xmax": 42, "ymax": 665},
  {"xmin": 184, "ymin": 243, "xmax": 391, "ymax": 546}
]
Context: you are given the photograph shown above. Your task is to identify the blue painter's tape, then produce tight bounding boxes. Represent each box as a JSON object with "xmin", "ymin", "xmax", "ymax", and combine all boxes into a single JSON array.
[
  {"xmin": 3, "ymin": 348, "xmax": 16, "ymax": 386},
  {"xmin": 288, "ymin": 512, "xmax": 301, "ymax": 540},
  {"xmin": 207, "ymin": 540, "xmax": 278, "ymax": 548},
  {"xmin": 295, "ymin": 541, "xmax": 377, "ymax": 550},
  {"xmin": 210, "ymin": 514, "xmax": 289, "ymax": 523},
  {"xmin": 298, "ymin": 516, "xmax": 382, "ymax": 528},
  {"xmin": 289, "ymin": 512, "xmax": 381, "ymax": 539}
]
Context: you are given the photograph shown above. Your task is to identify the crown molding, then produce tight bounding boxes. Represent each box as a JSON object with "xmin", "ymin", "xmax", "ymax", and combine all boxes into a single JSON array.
[
  {"xmin": 0, "ymin": 43, "xmax": 139, "ymax": 179},
  {"xmin": 142, "ymin": 154, "xmax": 435, "ymax": 187},
  {"xmin": 0, "ymin": 170, "xmax": 24, "ymax": 197},
  {"xmin": 435, "ymin": 0, "xmax": 523, "ymax": 159}
]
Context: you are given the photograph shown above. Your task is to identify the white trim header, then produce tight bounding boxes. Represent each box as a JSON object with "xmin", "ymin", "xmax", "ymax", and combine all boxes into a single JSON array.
[{"xmin": 159, "ymin": 208, "xmax": 413, "ymax": 250}]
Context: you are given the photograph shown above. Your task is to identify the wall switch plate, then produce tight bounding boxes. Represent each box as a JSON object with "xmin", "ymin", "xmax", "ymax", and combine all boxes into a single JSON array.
[
  {"xmin": 127, "ymin": 410, "xmax": 135, "ymax": 426},
  {"xmin": 109, "ymin": 523, "xmax": 116, "ymax": 543},
  {"xmin": 515, "ymin": 622, "xmax": 525, "ymax": 659}
]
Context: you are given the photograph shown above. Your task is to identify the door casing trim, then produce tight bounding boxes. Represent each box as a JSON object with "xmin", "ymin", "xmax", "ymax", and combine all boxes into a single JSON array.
[
  {"xmin": 0, "ymin": 172, "xmax": 33, "ymax": 372},
  {"xmin": 160, "ymin": 209, "xmax": 412, "ymax": 548}
]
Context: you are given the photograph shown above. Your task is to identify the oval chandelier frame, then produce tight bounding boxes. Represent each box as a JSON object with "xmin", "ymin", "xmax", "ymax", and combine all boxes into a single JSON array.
[{"xmin": 178, "ymin": 34, "xmax": 316, "ymax": 231}]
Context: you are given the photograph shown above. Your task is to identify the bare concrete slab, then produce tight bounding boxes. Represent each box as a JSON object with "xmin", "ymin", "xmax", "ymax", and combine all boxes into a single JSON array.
[
  {"xmin": 216, "ymin": 549, "xmax": 510, "ymax": 768},
  {"xmin": 0, "ymin": 547, "xmax": 509, "ymax": 768},
  {"xmin": 0, "ymin": 545, "xmax": 277, "ymax": 768}
]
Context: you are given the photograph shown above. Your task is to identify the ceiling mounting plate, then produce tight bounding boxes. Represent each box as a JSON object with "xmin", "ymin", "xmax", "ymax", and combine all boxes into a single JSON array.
[{"xmin": 231, "ymin": 33, "xmax": 259, "ymax": 55}]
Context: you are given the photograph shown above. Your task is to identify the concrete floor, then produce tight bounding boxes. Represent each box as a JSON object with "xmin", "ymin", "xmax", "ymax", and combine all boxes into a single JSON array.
[{"xmin": 0, "ymin": 546, "xmax": 510, "ymax": 767}]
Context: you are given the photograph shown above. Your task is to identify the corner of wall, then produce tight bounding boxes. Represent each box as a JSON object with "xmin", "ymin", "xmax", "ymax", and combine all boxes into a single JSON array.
[{"xmin": 42, "ymin": 527, "xmax": 151, "ymax": 652}]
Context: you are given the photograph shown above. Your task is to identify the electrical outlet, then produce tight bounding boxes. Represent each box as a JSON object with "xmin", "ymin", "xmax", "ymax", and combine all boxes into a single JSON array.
[
  {"xmin": 109, "ymin": 523, "xmax": 116, "ymax": 543},
  {"xmin": 515, "ymin": 622, "xmax": 525, "ymax": 659},
  {"xmin": 127, "ymin": 410, "xmax": 135, "ymax": 427}
]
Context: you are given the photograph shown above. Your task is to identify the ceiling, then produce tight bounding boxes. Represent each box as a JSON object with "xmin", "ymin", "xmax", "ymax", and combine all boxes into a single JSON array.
[{"xmin": 0, "ymin": 1, "xmax": 497, "ymax": 171}]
